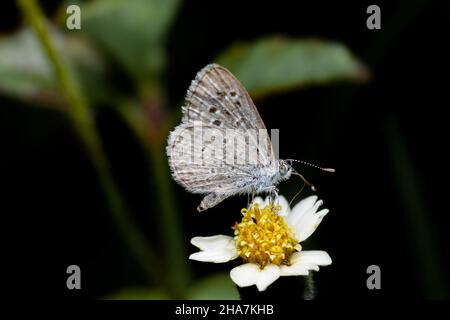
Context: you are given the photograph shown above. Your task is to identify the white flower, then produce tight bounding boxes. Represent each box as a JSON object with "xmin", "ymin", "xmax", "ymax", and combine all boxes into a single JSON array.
[{"xmin": 189, "ymin": 195, "xmax": 332, "ymax": 291}]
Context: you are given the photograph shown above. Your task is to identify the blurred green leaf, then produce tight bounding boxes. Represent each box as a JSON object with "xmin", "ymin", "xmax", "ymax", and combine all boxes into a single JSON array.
[
  {"xmin": 82, "ymin": 0, "xmax": 180, "ymax": 81},
  {"xmin": 0, "ymin": 27, "xmax": 110, "ymax": 106},
  {"xmin": 216, "ymin": 36, "xmax": 370, "ymax": 99},
  {"xmin": 103, "ymin": 287, "xmax": 171, "ymax": 300},
  {"xmin": 0, "ymin": 28, "xmax": 56, "ymax": 103},
  {"xmin": 187, "ymin": 273, "xmax": 239, "ymax": 300}
]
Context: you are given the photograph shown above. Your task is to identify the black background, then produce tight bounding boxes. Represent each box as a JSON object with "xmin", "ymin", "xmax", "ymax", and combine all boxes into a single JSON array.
[{"xmin": 2, "ymin": 0, "xmax": 450, "ymax": 300}]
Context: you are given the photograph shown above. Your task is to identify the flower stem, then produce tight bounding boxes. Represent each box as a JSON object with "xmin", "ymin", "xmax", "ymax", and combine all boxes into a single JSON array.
[
  {"xmin": 303, "ymin": 273, "xmax": 316, "ymax": 300},
  {"xmin": 116, "ymin": 91, "xmax": 191, "ymax": 298},
  {"xmin": 18, "ymin": 0, "xmax": 165, "ymax": 288}
]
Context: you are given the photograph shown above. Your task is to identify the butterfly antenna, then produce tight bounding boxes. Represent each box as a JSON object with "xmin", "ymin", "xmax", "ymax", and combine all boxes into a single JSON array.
[{"xmin": 287, "ymin": 159, "xmax": 335, "ymax": 173}]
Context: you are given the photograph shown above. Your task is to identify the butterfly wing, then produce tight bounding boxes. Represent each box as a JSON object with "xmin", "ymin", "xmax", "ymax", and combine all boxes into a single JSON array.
[
  {"xmin": 182, "ymin": 64, "xmax": 275, "ymax": 165},
  {"xmin": 166, "ymin": 64, "xmax": 276, "ymax": 210},
  {"xmin": 183, "ymin": 64, "xmax": 266, "ymax": 131},
  {"xmin": 168, "ymin": 122, "xmax": 254, "ymax": 192}
]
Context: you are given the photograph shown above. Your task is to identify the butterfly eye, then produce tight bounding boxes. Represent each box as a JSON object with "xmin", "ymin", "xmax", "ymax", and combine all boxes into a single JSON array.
[{"xmin": 279, "ymin": 162, "xmax": 288, "ymax": 175}]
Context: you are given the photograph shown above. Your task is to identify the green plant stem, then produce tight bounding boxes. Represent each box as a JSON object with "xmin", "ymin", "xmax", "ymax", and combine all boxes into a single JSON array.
[
  {"xmin": 18, "ymin": 0, "xmax": 165, "ymax": 289},
  {"xmin": 116, "ymin": 96, "xmax": 190, "ymax": 298},
  {"xmin": 385, "ymin": 117, "xmax": 445, "ymax": 298},
  {"xmin": 303, "ymin": 273, "xmax": 316, "ymax": 300},
  {"xmin": 148, "ymin": 141, "xmax": 190, "ymax": 297}
]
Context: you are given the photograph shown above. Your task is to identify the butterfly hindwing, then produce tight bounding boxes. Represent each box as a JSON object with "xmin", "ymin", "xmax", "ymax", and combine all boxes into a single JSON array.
[
  {"xmin": 182, "ymin": 64, "xmax": 274, "ymax": 165},
  {"xmin": 167, "ymin": 123, "xmax": 256, "ymax": 194}
]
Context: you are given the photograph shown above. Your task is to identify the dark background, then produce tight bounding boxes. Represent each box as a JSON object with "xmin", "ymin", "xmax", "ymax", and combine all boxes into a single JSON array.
[{"xmin": 2, "ymin": 0, "xmax": 449, "ymax": 299}]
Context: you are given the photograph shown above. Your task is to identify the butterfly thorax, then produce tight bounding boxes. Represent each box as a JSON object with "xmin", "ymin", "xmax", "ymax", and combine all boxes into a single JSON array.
[{"xmin": 245, "ymin": 160, "xmax": 292, "ymax": 194}]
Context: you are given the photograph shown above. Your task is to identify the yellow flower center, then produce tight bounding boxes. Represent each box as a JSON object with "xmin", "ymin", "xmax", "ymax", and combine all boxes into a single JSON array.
[{"xmin": 233, "ymin": 203, "xmax": 300, "ymax": 268}]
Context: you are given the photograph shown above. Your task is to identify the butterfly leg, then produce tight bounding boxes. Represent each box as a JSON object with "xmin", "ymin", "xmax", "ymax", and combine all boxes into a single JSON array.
[
  {"xmin": 267, "ymin": 186, "xmax": 279, "ymax": 206},
  {"xmin": 247, "ymin": 192, "xmax": 256, "ymax": 208}
]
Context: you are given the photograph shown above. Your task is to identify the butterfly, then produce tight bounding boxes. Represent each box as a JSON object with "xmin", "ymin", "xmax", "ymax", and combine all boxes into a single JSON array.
[{"xmin": 166, "ymin": 64, "xmax": 332, "ymax": 212}]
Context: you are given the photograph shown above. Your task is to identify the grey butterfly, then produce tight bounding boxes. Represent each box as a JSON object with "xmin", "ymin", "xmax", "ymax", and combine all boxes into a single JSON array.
[{"xmin": 166, "ymin": 64, "xmax": 304, "ymax": 212}]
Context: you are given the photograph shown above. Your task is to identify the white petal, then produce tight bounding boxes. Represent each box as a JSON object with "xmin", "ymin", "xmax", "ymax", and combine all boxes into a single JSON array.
[
  {"xmin": 230, "ymin": 264, "xmax": 260, "ymax": 287},
  {"xmin": 275, "ymin": 195, "xmax": 291, "ymax": 216},
  {"xmin": 286, "ymin": 195, "xmax": 318, "ymax": 227},
  {"xmin": 189, "ymin": 235, "xmax": 238, "ymax": 263},
  {"xmin": 189, "ymin": 250, "xmax": 237, "ymax": 263},
  {"xmin": 191, "ymin": 235, "xmax": 235, "ymax": 251},
  {"xmin": 230, "ymin": 263, "xmax": 281, "ymax": 291},
  {"xmin": 279, "ymin": 262, "xmax": 310, "ymax": 276},
  {"xmin": 298, "ymin": 250, "xmax": 332, "ymax": 266},
  {"xmin": 294, "ymin": 207, "xmax": 329, "ymax": 242},
  {"xmin": 280, "ymin": 251, "xmax": 332, "ymax": 276},
  {"xmin": 286, "ymin": 196, "xmax": 329, "ymax": 242}
]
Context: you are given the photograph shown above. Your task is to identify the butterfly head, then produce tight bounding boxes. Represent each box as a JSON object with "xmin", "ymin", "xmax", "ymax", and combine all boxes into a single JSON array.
[{"xmin": 278, "ymin": 159, "xmax": 293, "ymax": 180}]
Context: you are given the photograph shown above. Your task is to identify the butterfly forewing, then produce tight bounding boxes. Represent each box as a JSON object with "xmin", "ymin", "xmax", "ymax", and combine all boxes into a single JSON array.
[
  {"xmin": 183, "ymin": 64, "xmax": 266, "ymax": 129},
  {"xmin": 185, "ymin": 65, "xmax": 273, "ymax": 158}
]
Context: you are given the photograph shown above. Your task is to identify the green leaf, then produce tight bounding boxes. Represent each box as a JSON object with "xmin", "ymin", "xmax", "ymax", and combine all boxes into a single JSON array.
[
  {"xmin": 103, "ymin": 287, "xmax": 171, "ymax": 300},
  {"xmin": 187, "ymin": 273, "xmax": 240, "ymax": 300},
  {"xmin": 215, "ymin": 36, "xmax": 370, "ymax": 99},
  {"xmin": 0, "ymin": 27, "xmax": 110, "ymax": 106},
  {"xmin": 82, "ymin": 0, "xmax": 180, "ymax": 81},
  {"xmin": 0, "ymin": 28, "xmax": 57, "ymax": 102}
]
